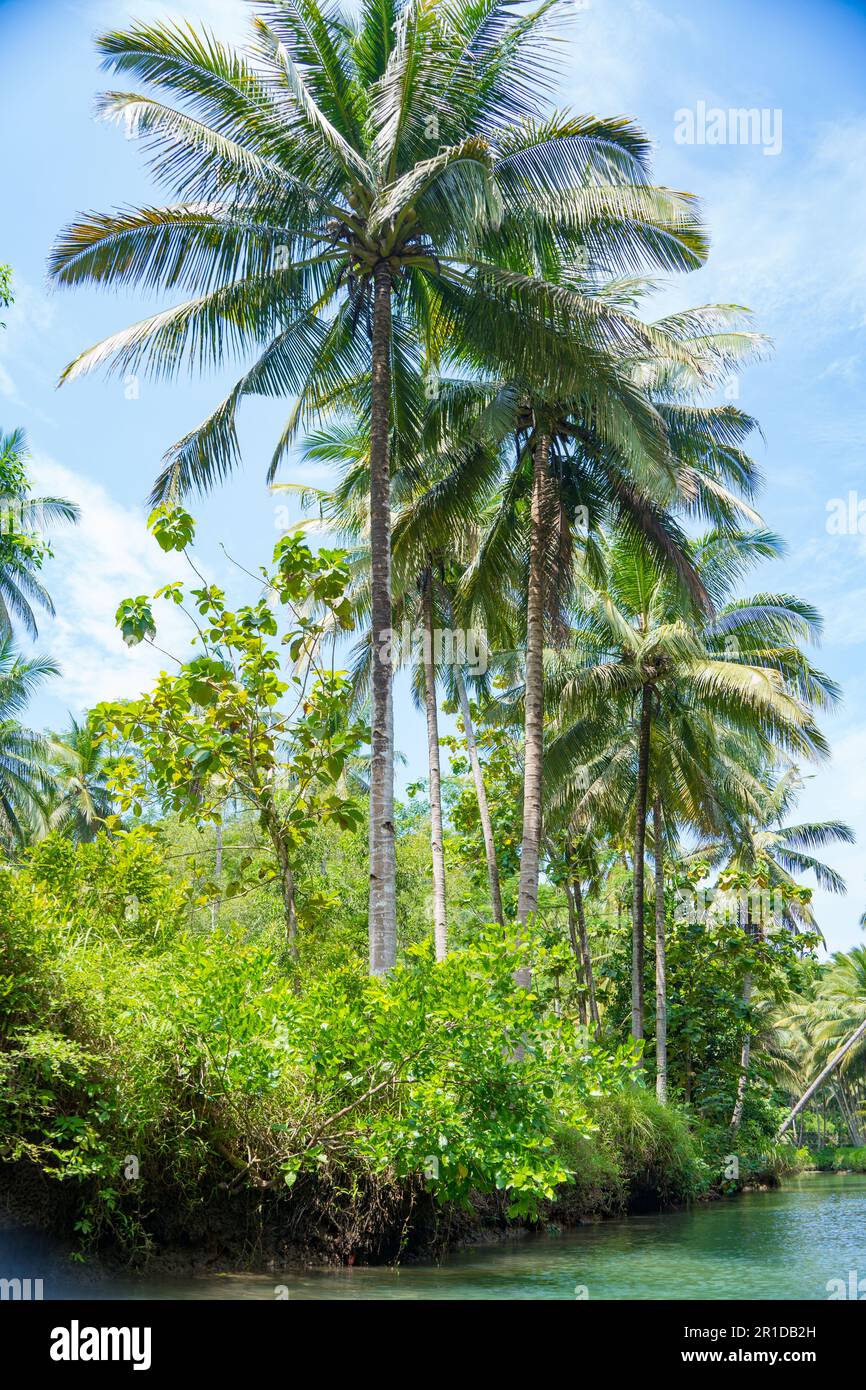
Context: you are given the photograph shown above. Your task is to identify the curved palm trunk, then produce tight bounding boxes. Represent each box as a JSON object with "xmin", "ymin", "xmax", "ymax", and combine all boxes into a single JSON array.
[
  {"xmin": 653, "ymin": 796, "xmax": 667, "ymax": 1103},
  {"xmin": 454, "ymin": 664, "xmax": 504, "ymax": 927},
  {"xmin": 368, "ymin": 261, "xmax": 397, "ymax": 975},
  {"xmin": 631, "ymin": 684, "xmax": 652, "ymax": 1044},
  {"xmin": 516, "ymin": 432, "xmax": 550, "ymax": 986},
  {"xmin": 777, "ymin": 1015, "xmax": 866, "ymax": 1138},
  {"xmin": 422, "ymin": 571, "xmax": 447, "ymax": 961}
]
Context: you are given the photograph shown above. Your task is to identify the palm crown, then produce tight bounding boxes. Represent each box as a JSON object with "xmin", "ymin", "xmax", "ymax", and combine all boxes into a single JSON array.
[{"xmin": 48, "ymin": 0, "xmax": 716, "ymax": 972}]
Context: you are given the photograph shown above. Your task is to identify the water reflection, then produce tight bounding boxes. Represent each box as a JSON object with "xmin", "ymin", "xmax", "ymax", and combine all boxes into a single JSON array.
[{"xmin": 2, "ymin": 1173, "xmax": 864, "ymax": 1301}]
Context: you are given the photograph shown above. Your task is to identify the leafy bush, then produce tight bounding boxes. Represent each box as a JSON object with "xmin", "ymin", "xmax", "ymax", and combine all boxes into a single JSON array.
[{"xmin": 1, "ymin": 831, "xmax": 642, "ymax": 1252}]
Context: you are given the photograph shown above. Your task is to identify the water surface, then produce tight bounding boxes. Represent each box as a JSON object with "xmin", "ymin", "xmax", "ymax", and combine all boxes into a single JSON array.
[{"xmin": 5, "ymin": 1173, "xmax": 864, "ymax": 1300}]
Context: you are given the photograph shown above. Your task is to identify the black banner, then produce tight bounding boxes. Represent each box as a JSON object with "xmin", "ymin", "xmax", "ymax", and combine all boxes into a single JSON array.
[{"xmin": 2, "ymin": 1298, "xmax": 858, "ymax": 1376}]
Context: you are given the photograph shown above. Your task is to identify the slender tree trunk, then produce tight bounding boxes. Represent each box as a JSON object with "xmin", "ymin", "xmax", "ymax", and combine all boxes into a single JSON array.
[
  {"xmin": 262, "ymin": 799, "xmax": 298, "ymax": 963},
  {"xmin": 454, "ymin": 664, "xmax": 504, "ymax": 926},
  {"xmin": 575, "ymin": 878, "xmax": 600, "ymax": 1033},
  {"xmin": 210, "ymin": 818, "xmax": 223, "ymax": 930},
  {"xmin": 777, "ymin": 1013, "xmax": 866, "ymax": 1138},
  {"xmin": 732, "ymin": 899, "xmax": 765, "ymax": 1134},
  {"xmin": 564, "ymin": 874, "xmax": 587, "ymax": 1026},
  {"xmin": 515, "ymin": 432, "xmax": 550, "ymax": 986},
  {"xmin": 653, "ymin": 796, "xmax": 667, "ymax": 1103},
  {"xmin": 631, "ymin": 684, "xmax": 652, "ymax": 1044},
  {"xmin": 368, "ymin": 260, "xmax": 397, "ymax": 975},
  {"xmin": 422, "ymin": 571, "xmax": 447, "ymax": 961},
  {"xmin": 730, "ymin": 971, "xmax": 753, "ymax": 1135},
  {"xmin": 564, "ymin": 837, "xmax": 600, "ymax": 1033},
  {"xmin": 837, "ymin": 1084, "xmax": 863, "ymax": 1146}
]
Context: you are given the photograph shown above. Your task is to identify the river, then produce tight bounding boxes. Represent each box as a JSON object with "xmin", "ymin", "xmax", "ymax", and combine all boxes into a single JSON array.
[{"xmin": 4, "ymin": 1172, "xmax": 865, "ymax": 1300}]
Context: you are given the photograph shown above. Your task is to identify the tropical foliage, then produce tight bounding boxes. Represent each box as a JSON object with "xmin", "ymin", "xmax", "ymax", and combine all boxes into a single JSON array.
[{"xmin": 0, "ymin": 0, "xmax": 862, "ymax": 1262}]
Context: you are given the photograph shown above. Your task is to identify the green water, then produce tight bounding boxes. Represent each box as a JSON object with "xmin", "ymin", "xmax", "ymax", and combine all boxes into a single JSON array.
[{"xmin": 34, "ymin": 1172, "xmax": 866, "ymax": 1300}]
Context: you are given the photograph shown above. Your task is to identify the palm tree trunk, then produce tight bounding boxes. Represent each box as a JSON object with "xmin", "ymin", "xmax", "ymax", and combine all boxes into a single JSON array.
[
  {"xmin": 516, "ymin": 432, "xmax": 550, "ymax": 985},
  {"xmin": 422, "ymin": 571, "xmax": 447, "ymax": 961},
  {"xmin": 731, "ymin": 901, "xmax": 763, "ymax": 1134},
  {"xmin": 730, "ymin": 971, "xmax": 753, "ymax": 1135},
  {"xmin": 564, "ymin": 838, "xmax": 600, "ymax": 1033},
  {"xmin": 777, "ymin": 1014, "xmax": 866, "ymax": 1138},
  {"xmin": 368, "ymin": 260, "xmax": 397, "ymax": 975},
  {"xmin": 653, "ymin": 795, "xmax": 667, "ymax": 1103},
  {"xmin": 837, "ymin": 1083, "xmax": 863, "ymax": 1146},
  {"xmin": 631, "ymin": 684, "xmax": 652, "ymax": 1043},
  {"xmin": 454, "ymin": 664, "xmax": 504, "ymax": 926},
  {"xmin": 564, "ymin": 874, "xmax": 587, "ymax": 1026},
  {"xmin": 575, "ymin": 877, "xmax": 600, "ymax": 1033}
]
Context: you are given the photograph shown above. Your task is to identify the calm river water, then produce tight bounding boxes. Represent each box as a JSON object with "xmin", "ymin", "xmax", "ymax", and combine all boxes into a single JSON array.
[{"xmin": 4, "ymin": 1172, "xmax": 865, "ymax": 1300}]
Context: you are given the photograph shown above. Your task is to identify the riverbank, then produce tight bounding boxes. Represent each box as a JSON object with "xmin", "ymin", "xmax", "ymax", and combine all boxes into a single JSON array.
[
  {"xmin": 2, "ymin": 1089, "xmax": 779, "ymax": 1277},
  {"xmin": 0, "ymin": 852, "xmax": 810, "ymax": 1277}
]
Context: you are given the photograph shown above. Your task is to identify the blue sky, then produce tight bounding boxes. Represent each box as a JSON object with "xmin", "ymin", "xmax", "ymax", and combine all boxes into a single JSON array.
[{"xmin": 2, "ymin": 0, "xmax": 866, "ymax": 949}]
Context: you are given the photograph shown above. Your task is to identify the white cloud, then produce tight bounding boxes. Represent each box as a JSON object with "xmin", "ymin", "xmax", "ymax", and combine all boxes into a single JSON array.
[
  {"xmin": 28, "ymin": 454, "xmax": 206, "ymax": 711},
  {"xmin": 0, "ymin": 362, "xmax": 18, "ymax": 401},
  {"xmin": 819, "ymin": 356, "xmax": 862, "ymax": 385}
]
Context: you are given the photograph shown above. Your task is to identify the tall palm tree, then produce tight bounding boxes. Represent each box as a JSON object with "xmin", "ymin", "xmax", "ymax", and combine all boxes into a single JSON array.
[
  {"xmin": 0, "ymin": 428, "xmax": 79, "ymax": 639},
  {"xmin": 418, "ymin": 299, "xmax": 766, "ymax": 986},
  {"xmin": 49, "ymin": 0, "xmax": 702, "ymax": 972},
  {"xmin": 700, "ymin": 765, "xmax": 854, "ymax": 1134},
  {"xmin": 0, "ymin": 642, "xmax": 59, "ymax": 850},
  {"xmin": 286, "ymin": 421, "xmax": 497, "ymax": 960},
  {"xmin": 544, "ymin": 528, "xmax": 839, "ymax": 1047}
]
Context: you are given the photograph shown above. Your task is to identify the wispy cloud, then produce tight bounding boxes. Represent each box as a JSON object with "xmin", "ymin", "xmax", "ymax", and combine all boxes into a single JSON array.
[{"xmin": 28, "ymin": 454, "xmax": 208, "ymax": 713}]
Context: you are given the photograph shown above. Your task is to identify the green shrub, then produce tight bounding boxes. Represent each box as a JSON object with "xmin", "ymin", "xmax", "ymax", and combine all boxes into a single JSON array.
[
  {"xmin": 1, "ymin": 831, "xmax": 642, "ymax": 1250},
  {"xmin": 553, "ymin": 1087, "xmax": 706, "ymax": 1213}
]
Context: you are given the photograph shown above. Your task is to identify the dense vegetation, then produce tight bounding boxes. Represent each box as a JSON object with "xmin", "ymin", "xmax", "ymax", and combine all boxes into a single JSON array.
[{"xmin": 1, "ymin": 2, "xmax": 865, "ymax": 1267}]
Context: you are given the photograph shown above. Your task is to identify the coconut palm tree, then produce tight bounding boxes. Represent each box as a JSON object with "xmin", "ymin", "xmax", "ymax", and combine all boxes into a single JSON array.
[
  {"xmin": 543, "ymin": 526, "xmax": 839, "ymax": 1050},
  {"xmin": 49, "ymin": 0, "xmax": 708, "ymax": 971},
  {"xmin": 46, "ymin": 715, "xmax": 116, "ymax": 843},
  {"xmin": 775, "ymin": 948, "xmax": 866, "ymax": 1141},
  {"xmin": 286, "ymin": 413, "xmax": 508, "ymax": 957},
  {"xmin": 698, "ymin": 765, "xmax": 855, "ymax": 1134},
  {"xmin": 0, "ymin": 428, "xmax": 79, "ymax": 639},
  {"xmin": 0, "ymin": 642, "xmax": 59, "ymax": 850},
  {"xmin": 412, "ymin": 296, "xmax": 767, "ymax": 991}
]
